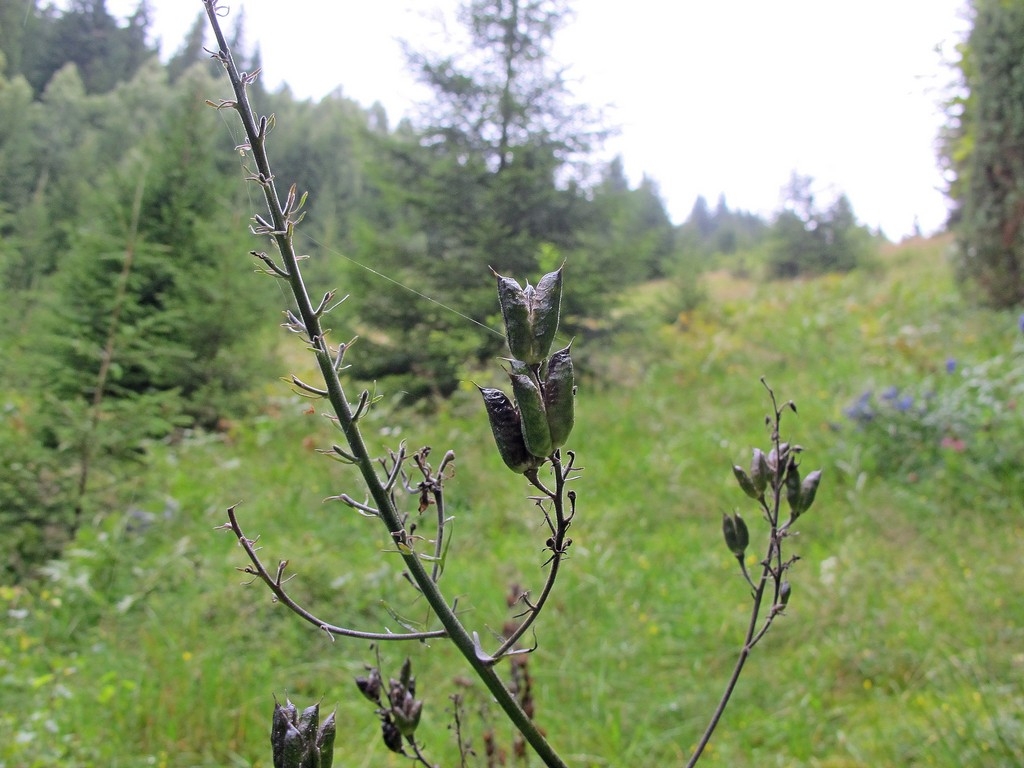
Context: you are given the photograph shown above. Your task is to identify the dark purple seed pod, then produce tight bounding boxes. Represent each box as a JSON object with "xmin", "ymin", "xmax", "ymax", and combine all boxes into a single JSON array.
[{"xmin": 477, "ymin": 385, "xmax": 538, "ymax": 473}]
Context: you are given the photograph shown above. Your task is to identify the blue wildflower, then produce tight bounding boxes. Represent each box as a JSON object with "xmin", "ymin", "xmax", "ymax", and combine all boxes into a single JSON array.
[
  {"xmin": 881, "ymin": 386, "xmax": 900, "ymax": 401},
  {"xmin": 895, "ymin": 395, "xmax": 914, "ymax": 412},
  {"xmin": 844, "ymin": 390, "xmax": 875, "ymax": 423},
  {"xmin": 945, "ymin": 358, "xmax": 956, "ymax": 374},
  {"xmin": 1019, "ymin": 313, "xmax": 1024, "ymax": 334}
]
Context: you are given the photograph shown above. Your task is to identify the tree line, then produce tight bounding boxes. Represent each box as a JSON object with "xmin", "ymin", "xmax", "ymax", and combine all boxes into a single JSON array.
[{"xmin": 0, "ymin": 0, "xmax": 878, "ymax": 577}]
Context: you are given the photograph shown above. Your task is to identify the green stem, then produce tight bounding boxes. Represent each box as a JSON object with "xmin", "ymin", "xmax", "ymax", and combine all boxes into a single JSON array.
[{"xmin": 202, "ymin": 4, "xmax": 567, "ymax": 766}]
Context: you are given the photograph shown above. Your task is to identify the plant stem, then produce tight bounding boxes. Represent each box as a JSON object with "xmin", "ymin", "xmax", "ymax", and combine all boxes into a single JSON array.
[
  {"xmin": 203, "ymin": 4, "xmax": 567, "ymax": 765},
  {"xmin": 686, "ymin": 385, "xmax": 790, "ymax": 767},
  {"xmin": 685, "ymin": 560, "xmax": 769, "ymax": 767}
]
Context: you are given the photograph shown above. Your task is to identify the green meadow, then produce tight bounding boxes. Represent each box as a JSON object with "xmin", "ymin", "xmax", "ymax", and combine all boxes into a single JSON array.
[{"xmin": 3, "ymin": 235, "xmax": 1022, "ymax": 766}]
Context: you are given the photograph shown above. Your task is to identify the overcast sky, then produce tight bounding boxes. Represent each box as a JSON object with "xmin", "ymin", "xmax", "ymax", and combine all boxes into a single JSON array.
[{"xmin": 109, "ymin": 0, "xmax": 969, "ymax": 238}]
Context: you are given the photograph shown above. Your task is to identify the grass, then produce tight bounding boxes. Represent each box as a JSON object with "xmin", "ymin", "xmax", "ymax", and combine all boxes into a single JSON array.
[{"xmin": 2, "ymin": 235, "xmax": 1023, "ymax": 767}]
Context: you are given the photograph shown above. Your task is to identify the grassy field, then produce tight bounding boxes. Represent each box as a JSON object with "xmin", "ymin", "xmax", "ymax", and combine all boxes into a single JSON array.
[{"xmin": 3, "ymin": 235, "xmax": 1022, "ymax": 767}]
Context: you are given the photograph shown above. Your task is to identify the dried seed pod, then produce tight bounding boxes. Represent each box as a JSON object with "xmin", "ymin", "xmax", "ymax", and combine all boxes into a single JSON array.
[
  {"xmin": 799, "ymin": 469, "xmax": 822, "ymax": 515},
  {"xmin": 279, "ymin": 720, "xmax": 307, "ymax": 768},
  {"xmin": 381, "ymin": 717, "xmax": 404, "ymax": 754},
  {"xmin": 542, "ymin": 343, "xmax": 575, "ymax": 449},
  {"xmin": 317, "ymin": 711, "xmax": 336, "ymax": 768},
  {"xmin": 732, "ymin": 465, "xmax": 760, "ymax": 500},
  {"xmin": 507, "ymin": 361, "xmax": 553, "ymax": 458},
  {"xmin": 297, "ymin": 703, "xmax": 319, "ymax": 742},
  {"xmin": 477, "ymin": 385, "xmax": 537, "ymax": 473},
  {"xmin": 271, "ymin": 700, "xmax": 297, "ymax": 768},
  {"xmin": 749, "ymin": 448, "xmax": 769, "ymax": 497},
  {"xmin": 779, "ymin": 580, "xmax": 792, "ymax": 607},
  {"xmin": 785, "ymin": 457, "xmax": 802, "ymax": 516},
  {"xmin": 355, "ymin": 668, "xmax": 382, "ymax": 703},
  {"xmin": 722, "ymin": 512, "xmax": 749, "ymax": 557}
]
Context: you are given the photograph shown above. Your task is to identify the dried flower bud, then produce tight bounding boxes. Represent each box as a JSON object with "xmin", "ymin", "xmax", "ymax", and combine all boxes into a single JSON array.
[
  {"xmin": 399, "ymin": 657, "xmax": 415, "ymax": 695},
  {"xmin": 722, "ymin": 512, "xmax": 749, "ymax": 557},
  {"xmin": 392, "ymin": 691, "xmax": 423, "ymax": 739},
  {"xmin": 355, "ymin": 668, "xmax": 382, "ymax": 703},
  {"xmin": 542, "ymin": 343, "xmax": 576, "ymax": 449},
  {"xmin": 478, "ymin": 385, "xmax": 538, "ymax": 473},
  {"xmin": 507, "ymin": 361, "xmax": 553, "ymax": 459},
  {"xmin": 732, "ymin": 465, "xmax": 761, "ymax": 500},
  {"xmin": 779, "ymin": 580, "xmax": 792, "ymax": 607}
]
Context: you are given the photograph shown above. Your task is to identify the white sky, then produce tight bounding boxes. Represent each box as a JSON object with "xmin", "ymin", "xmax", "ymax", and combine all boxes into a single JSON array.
[{"xmin": 110, "ymin": 0, "xmax": 969, "ymax": 238}]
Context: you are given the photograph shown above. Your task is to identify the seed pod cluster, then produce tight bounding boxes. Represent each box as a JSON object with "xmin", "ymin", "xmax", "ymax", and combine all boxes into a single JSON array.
[
  {"xmin": 355, "ymin": 657, "xmax": 424, "ymax": 757},
  {"xmin": 480, "ymin": 267, "xmax": 576, "ymax": 472},
  {"xmin": 270, "ymin": 699, "xmax": 336, "ymax": 768}
]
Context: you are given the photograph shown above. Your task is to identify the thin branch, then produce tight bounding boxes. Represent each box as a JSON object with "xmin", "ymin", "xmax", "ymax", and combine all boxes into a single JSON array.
[
  {"xmin": 220, "ymin": 505, "xmax": 445, "ymax": 642},
  {"xmin": 685, "ymin": 381, "xmax": 795, "ymax": 766},
  {"xmin": 489, "ymin": 455, "xmax": 573, "ymax": 661}
]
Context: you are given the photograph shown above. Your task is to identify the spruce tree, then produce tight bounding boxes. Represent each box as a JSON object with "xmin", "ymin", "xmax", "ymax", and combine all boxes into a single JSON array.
[{"xmin": 943, "ymin": 0, "xmax": 1024, "ymax": 307}]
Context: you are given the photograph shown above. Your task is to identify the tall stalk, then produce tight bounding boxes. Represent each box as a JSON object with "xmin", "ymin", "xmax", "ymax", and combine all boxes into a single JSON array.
[{"xmin": 202, "ymin": 3, "xmax": 567, "ymax": 765}]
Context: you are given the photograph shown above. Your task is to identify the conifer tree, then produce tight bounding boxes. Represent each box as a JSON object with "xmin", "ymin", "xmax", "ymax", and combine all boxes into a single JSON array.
[{"xmin": 942, "ymin": 0, "xmax": 1024, "ymax": 307}]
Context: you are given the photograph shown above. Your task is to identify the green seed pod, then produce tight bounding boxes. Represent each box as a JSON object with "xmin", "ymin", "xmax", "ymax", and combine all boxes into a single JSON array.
[
  {"xmin": 477, "ymin": 385, "xmax": 537, "ymax": 473},
  {"xmin": 530, "ymin": 266, "xmax": 563, "ymax": 363},
  {"xmin": 507, "ymin": 361, "xmax": 553, "ymax": 458},
  {"xmin": 317, "ymin": 711, "xmax": 336, "ymax": 768},
  {"xmin": 722, "ymin": 512, "xmax": 749, "ymax": 557},
  {"xmin": 542, "ymin": 343, "xmax": 575, "ymax": 449},
  {"xmin": 492, "ymin": 269, "xmax": 535, "ymax": 362},
  {"xmin": 732, "ymin": 465, "xmax": 761, "ymax": 500},
  {"xmin": 749, "ymin": 448, "xmax": 769, "ymax": 497},
  {"xmin": 491, "ymin": 265, "xmax": 564, "ymax": 364},
  {"xmin": 800, "ymin": 469, "xmax": 822, "ymax": 514}
]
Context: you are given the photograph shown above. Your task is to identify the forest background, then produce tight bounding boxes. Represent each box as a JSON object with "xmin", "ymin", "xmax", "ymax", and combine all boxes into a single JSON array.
[{"xmin": 1, "ymin": 1, "xmax": 1022, "ymax": 766}]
